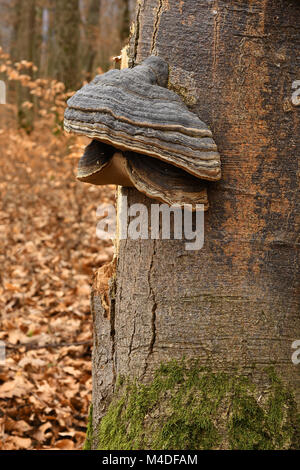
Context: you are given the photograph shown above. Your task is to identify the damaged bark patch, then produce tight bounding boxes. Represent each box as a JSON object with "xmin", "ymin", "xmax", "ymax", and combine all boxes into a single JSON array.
[
  {"xmin": 93, "ymin": 257, "xmax": 118, "ymax": 387},
  {"xmin": 93, "ymin": 258, "xmax": 117, "ymax": 319},
  {"xmin": 90, "ymin": 257, "xmax": 117, "ymax": 444}
]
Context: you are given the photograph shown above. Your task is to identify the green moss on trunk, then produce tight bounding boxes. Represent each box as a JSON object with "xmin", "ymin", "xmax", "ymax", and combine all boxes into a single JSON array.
[
  {"xmin": 83, "ymin": 404, "xmax": 93, "ymax": 450},
  {"xmin": 91, "ymin": 360, "xmax": 299, "ymax": 450}
]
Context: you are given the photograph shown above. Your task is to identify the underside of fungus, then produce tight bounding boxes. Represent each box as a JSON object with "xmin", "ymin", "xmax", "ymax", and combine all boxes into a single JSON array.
[{"xmin": 64, "ymin": 56, "xmax": 221, "ymax": 209}]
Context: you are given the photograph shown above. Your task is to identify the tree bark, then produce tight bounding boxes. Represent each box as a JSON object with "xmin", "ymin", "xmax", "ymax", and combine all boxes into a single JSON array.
[
  {"xmin": 90, "ymin": 0, "xmax": 300, "ymax": 449},
  {"xmin": 11, "ymin": 0, "xmax": 38, "ymax": 132},
  {"xmin": 82, "ymin": 0, "xmax": 101, "ymax": 82},
  {"xmin": 52, "ymin": 0, "xmax": 80, "ymax": 90}
]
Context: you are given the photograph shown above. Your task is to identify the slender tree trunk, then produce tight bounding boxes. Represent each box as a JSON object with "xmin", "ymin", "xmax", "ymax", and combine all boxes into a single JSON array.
[
  {"xmin": 90, "ymin": 0, "xmax": 300, "ymax": 450},
  {"xmin": 82, "ymin": 0, "xmax": 101, "ymax": 81},
  {"xmin": 97, "ymin": 0, "xmax": 132, "ymax": 71},
  {"xmin": 118, "ymin": 0, "xmax": 130, "ymax": 45},
  {"xmin": 11, "ymin": 0, "xmax": 37, "ymax": 132},
  {"xmin": 128, "ymin": 0, "xmax": 136, "ymax": 23},
  {"xmin": 53, "ymin": 0, "xmax": 80, "ymax": 90}
]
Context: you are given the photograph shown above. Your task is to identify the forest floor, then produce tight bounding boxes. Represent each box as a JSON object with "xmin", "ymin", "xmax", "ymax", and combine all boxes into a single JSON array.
[{"xmin": 0, "ymin": 104, "xmax": 115, "ymax": 449}]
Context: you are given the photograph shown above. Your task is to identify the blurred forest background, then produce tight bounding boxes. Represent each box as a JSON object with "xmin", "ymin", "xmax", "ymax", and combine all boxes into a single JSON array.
[
  {"xmin": 0, "ymin": 0, "xmax": 135, "ymax": 450},
  {"xmin": 0, "ymin": 0, "xmax": 136, "ymax": 130}
]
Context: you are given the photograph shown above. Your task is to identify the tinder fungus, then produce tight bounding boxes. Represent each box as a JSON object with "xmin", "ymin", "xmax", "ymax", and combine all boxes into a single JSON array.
[{"xmin": 64, "ymin": 56, "xmax": 221, "ymax": 209}]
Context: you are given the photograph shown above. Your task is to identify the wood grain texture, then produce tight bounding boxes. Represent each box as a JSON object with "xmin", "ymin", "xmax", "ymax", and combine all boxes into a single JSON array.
[{"xmin": 91, "ymin": 0, "xmax": 300, "ymax": 443}]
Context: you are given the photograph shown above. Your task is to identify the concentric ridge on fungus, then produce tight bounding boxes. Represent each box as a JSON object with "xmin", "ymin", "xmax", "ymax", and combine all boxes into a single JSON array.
[{"xmin": 64, "ymin": 56, "xmax": 221, "ymax": 208}]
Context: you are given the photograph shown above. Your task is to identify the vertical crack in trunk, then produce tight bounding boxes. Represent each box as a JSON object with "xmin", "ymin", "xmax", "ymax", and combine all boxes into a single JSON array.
[
  {"xmin": 134, "ymin": 2, "xmax": 141, "ymax": 65},
  {"xmin": 150, "ymin": 0, "xmax": 163, "ymax": 54},
  {"xmin": 128, "ymin": 317, "xmax": 136, "ymax": 358},
  {"xmin": 109, "ymin": 275, "xmax": 117, "ymax": 389},
  {"xmin": 148, "ymin": 300, "xmax": 157, "ymax": 355},
  {"xmin": 142, "ymin": 240, "xmax": 157, "ymax": 377},
  {"xmin": 129, "ymin": 0, "xmax": 142, "ymax": 67},
  {"xmin": 93, "ymin": 259, "xmax": 118, "ymax": 390}
]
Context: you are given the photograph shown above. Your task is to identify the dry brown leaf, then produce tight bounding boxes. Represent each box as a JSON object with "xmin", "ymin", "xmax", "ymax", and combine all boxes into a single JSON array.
[
  {"xmin": 0, "ymin": 376, "xmax": 34, "ymax": 399},
  {"xmin": 64, "ymin": 366, "xmax": 81, "ymax": 378},
  {"xmin": 5, "ymin": 418, "xmax": 32, "ymax": 434},
  {"xmin": 11, "ymin": 436, "xmax": 32, "ymax": 449},
  {"xmin": 59, "ymin": 431, "xmax": 76, "ymax": 438},
  {"xmin": 33, "ymin": 422, "xmax": 52, "ymax": 442},
  {"xmin": 55, "ymin": 439, "xmax": 75, "ymax": 450}
]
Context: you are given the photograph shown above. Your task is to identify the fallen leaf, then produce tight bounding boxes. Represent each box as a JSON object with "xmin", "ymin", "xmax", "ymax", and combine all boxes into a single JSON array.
[
  {"xmin": 12, "ymin": 436, "xmax": 32, "ymax": 449},
  {"xmin": 55, "ymin": 439, "xmax": 75, "ymax": 450},
  {"xmin": 33, "ymin": 422, "xmax": 52, "ymax": 442}
]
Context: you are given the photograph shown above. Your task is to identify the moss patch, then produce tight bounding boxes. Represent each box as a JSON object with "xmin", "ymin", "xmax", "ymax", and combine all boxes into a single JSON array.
[
  {"xmin": 83, "ymin": 404, "xmax": 93, "ymax": 450},
  {"xmin": 96, "ymin": 360, "xmax": 299, "ymax": 450}
]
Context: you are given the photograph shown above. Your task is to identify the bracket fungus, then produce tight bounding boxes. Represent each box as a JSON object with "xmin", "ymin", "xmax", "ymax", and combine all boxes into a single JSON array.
[{"xmin": 64, "ymin": 56, "xmax": 221, "ymax": 209}]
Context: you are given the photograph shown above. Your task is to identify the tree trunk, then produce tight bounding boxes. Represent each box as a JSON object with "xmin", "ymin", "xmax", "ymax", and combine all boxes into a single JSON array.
[
  {"xmin": 89, "ymin": 0, "xmax": 300, "ymax": 450},
  {"xmin": 53, "ymin": 0, "xmax": 80, "ymax": 90},
  {"xmin": 97, "ymin": 0, "xmax": 132, "ymax": 71},
  {"xmin": 11, "ymin": 0, "xmax": 38, "ymax": 132},
  {"xmin": 82, "ymin": 0, "xmax": 101, "ymax": 82}
]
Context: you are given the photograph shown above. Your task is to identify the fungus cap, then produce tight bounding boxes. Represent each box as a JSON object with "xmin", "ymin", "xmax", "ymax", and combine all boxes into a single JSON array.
[{"xmin": 64, "ymin": 56, "xmax": 221, "ymax": 209}]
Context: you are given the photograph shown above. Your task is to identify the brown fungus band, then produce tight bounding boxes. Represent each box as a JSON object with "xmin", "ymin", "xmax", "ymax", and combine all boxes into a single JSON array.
[{"xmin": 64, "ymin": 56, "xmax": 221, "ymax": 209}]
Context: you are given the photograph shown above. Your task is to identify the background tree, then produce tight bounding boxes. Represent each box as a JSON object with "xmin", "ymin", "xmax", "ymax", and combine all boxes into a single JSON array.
[
  {"xmin": 52, "ymin": 0, "xmax": 80, "ymax": 91},
  {"xmin": 82, "ymin": 0, "xmax": 101, "ymax": 81},
  {"xmin": 10, "ymin": 0, "xmax": 39, "ymax": 131},
  {"xmin": 89, "ymin": 0, "xmax": 300, "ymax": 450},
  {"xmin": 1, "ymin": 0, "xmax": 132, "ymax": 130}
]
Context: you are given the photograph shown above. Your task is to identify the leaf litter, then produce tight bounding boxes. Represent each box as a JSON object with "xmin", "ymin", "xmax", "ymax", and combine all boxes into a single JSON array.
[{"xmin": 0, "ymin": 101, "xmax": 115, "ymax": 449}]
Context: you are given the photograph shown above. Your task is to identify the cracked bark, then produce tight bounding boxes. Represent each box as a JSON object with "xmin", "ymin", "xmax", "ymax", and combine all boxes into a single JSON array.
[
  {"xmin": 143, "ymin": 240, "xmax": 158, "ymax": 377},
  {"xmin": 91, "ymin": 0, "xmax": 300, "ymax": 446},
  {"xmin": 150, "ymin": 0, "xmax": 163, "ymax": 54},
  {"xmin": 128, "ymin": 1, "xmax": 141, "ymax": 67}
]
